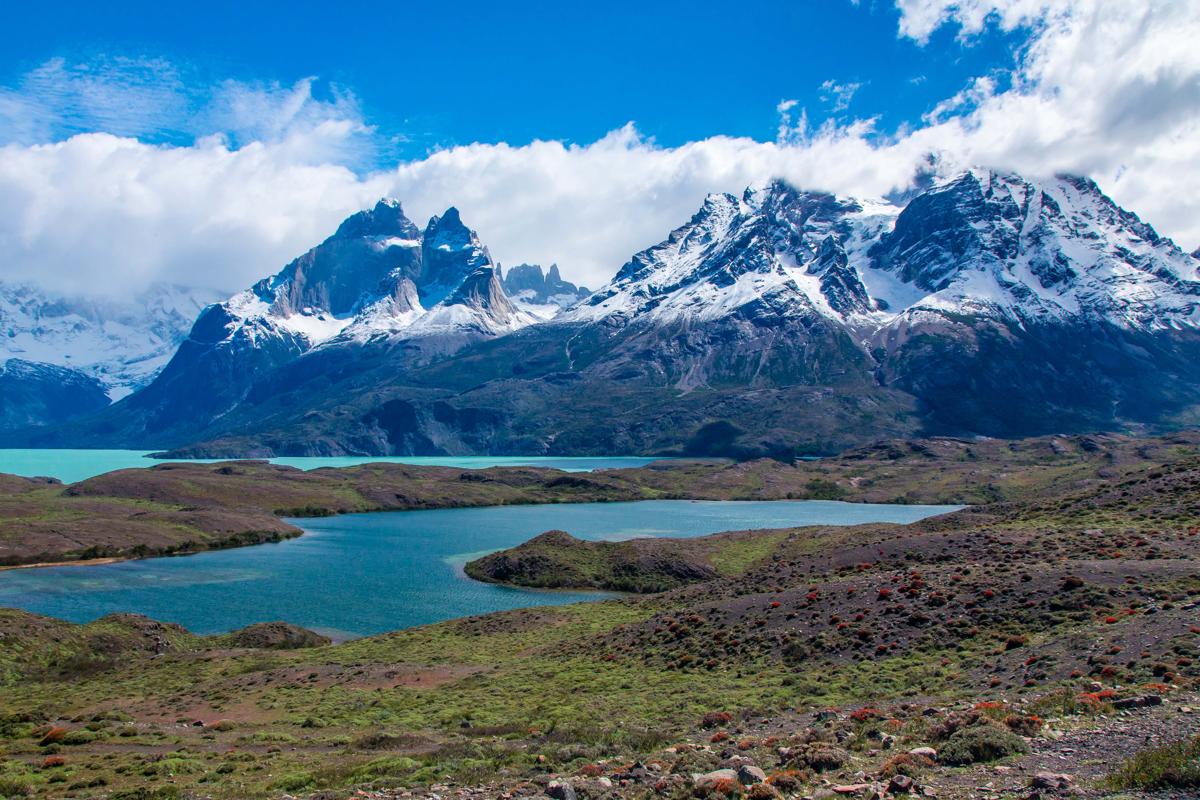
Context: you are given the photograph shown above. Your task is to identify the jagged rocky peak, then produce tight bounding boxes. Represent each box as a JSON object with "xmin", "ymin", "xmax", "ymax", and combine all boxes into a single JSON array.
[
  {"xmin": 867, "ymin": 168, "xmax": 1200, "ymax": 328},
  {"xmin": 257, "ymin": 198, "xmax": 423, "ymax": 319},
  {"xmin": 333, "ymin": 198, "xmax": 420, "ymax": 240},
  {"xmin": 445, "ymin": 266, "xmax": 520, "ymax": 320},
  {"xmin": 420, "ymin": 207, "xmax": 492, "ymax": 305},
  {"xmin": 566, "ymin": 178, "xmax": 883, "ymax": 326},
  {"xmin": 807, "ymin": 235, "xmax": 871, "ymax": 315},
  {"xmin": 568, "ymin": 167, "xmax": 1200, "ymax": 334},
  {"xmin": 184, "ymin": 198, "xmax": 541, "ymax": 358},
  {"xmin": 868, "ymin": 169, "xmax": 1025, "ymax": 292},
  {"xmin": 500, "ymin": 263, "xmax": 590, "ymax": 309}
]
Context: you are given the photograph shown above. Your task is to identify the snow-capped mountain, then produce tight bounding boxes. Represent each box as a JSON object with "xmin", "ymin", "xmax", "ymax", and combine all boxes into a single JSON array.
[
  {"xmin": 0, "ymin": 282, "xmax": 223, "ymax": 400},
  {"xmin": 500, "ymin": 263, "xmax": 590, "ymax": 318},
  {"xmin": 565, "ymin": 170, "xmax": 1200, "ymax": 334},
  {"xmin": 202, "ymin": 199, "xmax": 536, "ymax": 355},
  {"xmin": 86, "ymin": 200, "xmax": 537, "ymax": 439},
  {"xmin": 23, "ymin": 169, "xmax": 1200, "ymax": 457}
]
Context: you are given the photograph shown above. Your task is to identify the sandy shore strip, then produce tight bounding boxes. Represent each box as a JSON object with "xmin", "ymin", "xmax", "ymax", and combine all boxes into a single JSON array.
[{"xmin": 0, "ymin": 556, "xmax": 125, "ymax": 571}]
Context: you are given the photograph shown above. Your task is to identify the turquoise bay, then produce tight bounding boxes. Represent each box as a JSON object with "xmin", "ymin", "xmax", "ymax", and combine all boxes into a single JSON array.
[
  {"xmin": 0, "ymin": 499, "xmax": 959, "ymax": 639},
  {"xmin": 0, "ymin": 449, "xmax": 664, "ymax": 484}
]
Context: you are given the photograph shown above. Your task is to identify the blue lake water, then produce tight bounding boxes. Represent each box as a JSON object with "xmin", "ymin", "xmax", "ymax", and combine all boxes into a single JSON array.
[
  {"xmin": 0, "ymin": 500, "xmax": 959, "ymax": 639},
  {"xmin": 0, "ymin": 449, "xmax": 665, "ymax": 484}
]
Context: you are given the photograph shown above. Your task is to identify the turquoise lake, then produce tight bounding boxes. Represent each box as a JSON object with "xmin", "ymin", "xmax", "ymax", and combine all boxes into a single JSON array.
[
  {"xmin": 0, "ymin": 449, "xmax": 665, "ymax": 484},
  {"xmin": 0, "ymin": 499, "xmax": 959, "ymax": 639}
]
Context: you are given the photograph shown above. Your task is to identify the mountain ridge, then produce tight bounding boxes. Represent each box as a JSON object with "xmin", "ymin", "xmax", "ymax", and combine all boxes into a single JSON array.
[{"xmin": 13, "ymin": 168, "xmax": 1200, "ymax": 457}]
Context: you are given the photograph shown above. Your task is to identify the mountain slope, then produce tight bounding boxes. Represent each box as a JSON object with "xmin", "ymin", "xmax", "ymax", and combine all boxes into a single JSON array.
[
  {"xmin": 23, "ymin": 169, "xmax": 1200, "ymax": 457},
  {"xmin": 0, "ymin": 359, "xmax": 110, "ymax": 429}
]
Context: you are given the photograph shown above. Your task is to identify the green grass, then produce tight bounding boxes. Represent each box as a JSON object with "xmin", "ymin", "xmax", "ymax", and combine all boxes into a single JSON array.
[
  {"xmin": 709, "ymin": 531, "xmax": 788, "ymax": 576},
  {"xmin": 1106, "ymin": 734, "xmax": 1200, "ymax": 790}
]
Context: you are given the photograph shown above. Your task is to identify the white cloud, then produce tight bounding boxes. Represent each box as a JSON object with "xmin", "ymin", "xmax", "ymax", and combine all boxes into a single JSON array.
[
  {"xmin": 0, "ymin": 134, "xmax": 389, "ymax": 295},
  {"xmin": 0, "ymin": 0, "xmax": 1198, "ymax": 298},
  {"xmin": 819, "ymin": 79, "xmax": 863, "ymax": 113},
  {"xmin": 0, "ymin": 57, "xmax": 372, "ymax": 165}
]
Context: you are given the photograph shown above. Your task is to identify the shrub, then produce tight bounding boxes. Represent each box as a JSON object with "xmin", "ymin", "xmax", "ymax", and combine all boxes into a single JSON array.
[
  {"xmin": 1106, "ymin": 735, "xmax": 1200, "ymax": 790},
  {"xmin": 37, "ymin": 726, "xmax": 68, "ymax": 746},
  {"xmin": 0, "ymin": 779, "xmax": 31, "ymax": 798},
  {"xmin": 61, "ymin": 729, "xmax": 99, "ymax": 745},
  {"xmin": 1003, "ymin": 714, "xmax": 1043, "ymax": 736},
  {"xmin": 849, "ymin": 707, "xmax": 879, "ymax": 722},
  {"xmin": 795, "ymin": 743, "xmax": 849, "ymax": 772},
  {"xmin": 701, "ymin": 711, "xmax": 733, "ymax": 729},
  {"xmin": 939, "ymin": 723, "xmax": 1028, "ymax": 766},
  {"xmin": 270, "ymin": 772, "xmax": 315, "ymax": 792}
]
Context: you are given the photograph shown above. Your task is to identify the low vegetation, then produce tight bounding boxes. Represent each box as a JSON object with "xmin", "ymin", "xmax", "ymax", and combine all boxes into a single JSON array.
[
  {"xmin": 0, "ymin": 432, "xmax": 1198, "ymax": 797},
  {"xmin": 3, "ymin": 430, "xmax": 1197, "ymax": 567},
  {"xmin": 1107, "ymin": 734, "xmax": 1200, "ymax": 790}
]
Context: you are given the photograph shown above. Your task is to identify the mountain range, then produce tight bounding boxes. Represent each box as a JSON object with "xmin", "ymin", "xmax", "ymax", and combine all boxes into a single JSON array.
[
  {"xmin": 0, "ymin": 283, "xmax": 223, "ymax": 427},
  {"xmin": 9, "ymin": 168, "xmax": 1200, "ymax": 457}
]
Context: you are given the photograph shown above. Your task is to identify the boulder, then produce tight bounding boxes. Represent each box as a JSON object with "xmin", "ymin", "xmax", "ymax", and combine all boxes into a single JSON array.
[
  {"xmin": 1030, "ymin": 772, "xmax": 1073, "ymax": 792},
  {"xmin": 547, "ymin": 779, "xmax": 577, "ymax": 800},
  {"xmin": 694, "ymin": 769, "xmax": 738, "ymax": 791},
  {"xmin": 1112, "ymin": 695, "xmax": 1162, "ymax": 710},
  {"xmin": 737, "ymin": 764, "xmax": 767, "ymax": 785}
]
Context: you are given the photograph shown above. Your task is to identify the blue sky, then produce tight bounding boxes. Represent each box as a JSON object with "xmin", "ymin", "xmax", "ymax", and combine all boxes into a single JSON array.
[
  {"xmin": 0, "ymin": 1, "xmax": 1197, "ymax": 297},
  {"xmin": 0, "ymin": 0, "xmax": 1023, "ymax": 162}
]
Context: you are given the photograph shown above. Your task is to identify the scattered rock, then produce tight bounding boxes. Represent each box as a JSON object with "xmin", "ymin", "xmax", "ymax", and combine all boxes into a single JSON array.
[
  {"xmin": 737, "ymin": 764, "xmax": 767, "ymax": 785},
  {"xmin": 1030, "ymin": 773, "xmax": 1073, "ymax": 792},
  {"xmin": 1112, "ymin": 695, "xmax": 1162, "ymax": 709},
  {"xmin": 908, "ymin": 747, "xmax": 937, "ymax": 761},
  {"xmin": 888, "ymin": 775, "xmax": 915, "ymax": 794},
  {"xmin": 693, "ymin": 769, "xmax": 737, "ymax": 791},
  {"xmin": 546, "ymin": 780, "xmax": 576, "ymax": 800}
]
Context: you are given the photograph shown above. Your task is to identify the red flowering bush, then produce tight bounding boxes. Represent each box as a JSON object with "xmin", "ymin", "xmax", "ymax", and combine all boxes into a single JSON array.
[{"xmin": 850, "ymin": 706, "xmax": 879, "ymax": 722}]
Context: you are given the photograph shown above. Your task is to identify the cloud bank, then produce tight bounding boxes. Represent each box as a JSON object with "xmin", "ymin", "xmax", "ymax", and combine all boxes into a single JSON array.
[{"xmin": 0, "ymin": 0, "xmax": 1197, "ymax": 297}]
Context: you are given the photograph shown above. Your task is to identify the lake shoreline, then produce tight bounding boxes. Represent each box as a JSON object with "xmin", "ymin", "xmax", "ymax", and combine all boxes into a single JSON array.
[
  {"xmin": 0, "ymin": 556, "xmax": 125, "ymax": 571},
  {"xmin": 0, "ymin": 499, "xmax": 960, "ymax": 636}
]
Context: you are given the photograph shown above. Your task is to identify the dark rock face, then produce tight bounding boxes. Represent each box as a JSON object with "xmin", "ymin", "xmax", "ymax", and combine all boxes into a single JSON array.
[
  {"xmin": 0, "ymin": 359, "xmax": 110, "ymax": 428},
  {"xmin": 419, "ymin": 207, "xmax": 492, "ymax": 305},
  {"xmin": 264, "ymin": 199, "xmax": 423, "ymax": 316},
  {"xmin": 807, "ymin": 236, "xmax": 870, "ymax": 315},
  {"xmin": 870, "ymin": 171, "xmax": 1021, "ymax": 292}
]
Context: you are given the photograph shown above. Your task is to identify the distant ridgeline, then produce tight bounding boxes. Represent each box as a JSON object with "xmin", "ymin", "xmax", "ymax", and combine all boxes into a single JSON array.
[{"xmin": 8, "ymin": 169, "xmax": 1200, "ymax": 459}]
